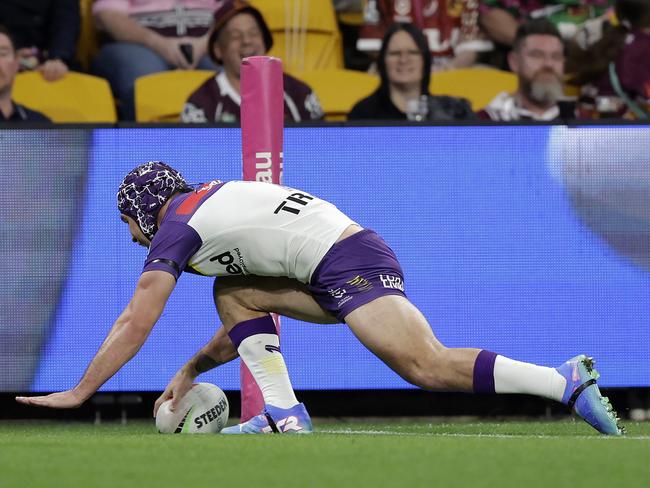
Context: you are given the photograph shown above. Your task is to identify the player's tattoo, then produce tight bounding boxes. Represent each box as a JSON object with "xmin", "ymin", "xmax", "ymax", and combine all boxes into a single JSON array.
[{"xmin": 195, "ymin": 354, "xmax": 219, "ymax": 373}]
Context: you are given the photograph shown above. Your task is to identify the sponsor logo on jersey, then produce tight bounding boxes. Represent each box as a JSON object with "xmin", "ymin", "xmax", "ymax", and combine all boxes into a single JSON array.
[
  {"xmin": 379, "ymin": 274, "xmax": 404, "ymax": 291},
  {"xmin": 232, "ymin": 248, "xmax": 249, "ymax": 273},
  {"xmin": 210, "ymin": 248, "xmax": 249, "ymax": 275},
  {"xmin": 346, "ymin": 275, "xmax": 373, "ymax": 292}
]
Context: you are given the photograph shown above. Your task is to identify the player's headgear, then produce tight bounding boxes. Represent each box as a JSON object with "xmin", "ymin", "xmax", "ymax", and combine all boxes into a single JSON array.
[{"xmin": 117, "ymin": 161, "xmax": 192, "ymax": 240}]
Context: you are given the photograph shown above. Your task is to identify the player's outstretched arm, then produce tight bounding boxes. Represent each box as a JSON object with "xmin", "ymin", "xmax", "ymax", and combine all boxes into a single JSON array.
[
  {"xmin": 16, "ymin": 271, "xmax": 176, "ymax": 409},
  {"xmin": 153, "ymin": 327, "xmax": 237, "ymax": 416}
]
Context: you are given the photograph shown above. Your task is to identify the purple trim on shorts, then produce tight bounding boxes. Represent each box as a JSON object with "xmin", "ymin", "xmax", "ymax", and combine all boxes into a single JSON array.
[
  {"xmin": 473, "ymin": 350, "xmax": 497, "ymax": 394},
  {"xmin": 228, "ymin": 316, "xmax": 278, "ymax": 349}
]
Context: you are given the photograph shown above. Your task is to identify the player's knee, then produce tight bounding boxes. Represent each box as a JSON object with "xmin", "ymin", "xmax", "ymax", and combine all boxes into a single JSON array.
[
  {"xmin": 408, "ymin": 369, "xmax": 447, "ymax": 390},
  {"xmin": 406, "ymin": 347, "xmax": 453, "ymax": 390}
]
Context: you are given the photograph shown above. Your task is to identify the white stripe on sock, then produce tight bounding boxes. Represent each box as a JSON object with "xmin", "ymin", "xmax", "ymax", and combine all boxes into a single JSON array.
[{"xmin": 494, "ymin": 355, "xmax": 566, "ymax": 402}]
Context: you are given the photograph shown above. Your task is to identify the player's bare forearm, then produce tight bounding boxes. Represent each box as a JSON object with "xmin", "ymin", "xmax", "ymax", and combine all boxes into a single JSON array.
[
  {"xmin": 16, "ymin": 312, "xmax": 153, "ymax": 409},
  {"xmin": 153, "ymin": 328, "xmax": 235, "ymax": 415},
  {"xmin": 184, "ymin": 327, "xmax": 238, "ymax": 377},
  {"xmin": 17, "ymin": 272, "xmax": 176, "ymax": 409},
  {"xmin": 73, "ymin": 314, "xmax": 151, "ymax": 401},
  {"xmin": 75, "ymin": 272, "xmax": 175, "ymax": 398}
]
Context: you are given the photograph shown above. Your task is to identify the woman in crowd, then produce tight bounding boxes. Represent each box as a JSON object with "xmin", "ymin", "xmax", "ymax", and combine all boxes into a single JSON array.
[{"xmin": 348, "ymin": 22, "xmax": 475, "ymax": 121}]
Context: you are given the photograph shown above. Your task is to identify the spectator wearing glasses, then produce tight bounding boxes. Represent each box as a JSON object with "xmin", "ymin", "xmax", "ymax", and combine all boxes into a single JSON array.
[{"xmin": 348, "ymin": 22, "xmax": 475, "ymax": 121}]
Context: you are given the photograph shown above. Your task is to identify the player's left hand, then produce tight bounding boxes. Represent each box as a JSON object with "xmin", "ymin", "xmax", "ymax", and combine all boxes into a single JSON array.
[{"xmin": 15, "ymin": 390, "xmax": 84, "ymax": 409}]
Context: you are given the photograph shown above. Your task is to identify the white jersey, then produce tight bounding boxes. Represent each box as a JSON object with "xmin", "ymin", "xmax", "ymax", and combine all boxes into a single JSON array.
[{"xmin": 143, "ymin": 180, "xmax": 355, "ymax": 283}]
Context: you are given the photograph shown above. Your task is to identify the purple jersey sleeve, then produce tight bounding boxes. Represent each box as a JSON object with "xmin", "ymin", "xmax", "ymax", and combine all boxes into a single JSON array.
[{"xmin": 143, "ymin": 221, "xmax": 203, "ymax": 280}]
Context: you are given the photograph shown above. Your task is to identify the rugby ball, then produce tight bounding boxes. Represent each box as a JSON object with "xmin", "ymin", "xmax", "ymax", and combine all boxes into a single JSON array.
[{"xmin": 155, "ymin": 383, "xmax": 229, "ymax": 434}]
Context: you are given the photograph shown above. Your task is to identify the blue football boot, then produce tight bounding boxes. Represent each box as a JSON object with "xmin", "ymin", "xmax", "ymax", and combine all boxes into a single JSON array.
[
  {"xmin": 556, "ymin": 355, "xmax": 625, "ymax": 436},
  {"xmin": 221, "ymin": 402, "xmax": 313, "ymax": 434}
]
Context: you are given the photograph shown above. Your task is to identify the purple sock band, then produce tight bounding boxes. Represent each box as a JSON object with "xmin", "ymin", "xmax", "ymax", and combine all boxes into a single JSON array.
[
  {"xmin": 228, "ymin": 316, "xmax": 277, "ymax": 349},
  {"xmin": 473, "ymin": 350, "xmax": 497, "ymax": 394}
]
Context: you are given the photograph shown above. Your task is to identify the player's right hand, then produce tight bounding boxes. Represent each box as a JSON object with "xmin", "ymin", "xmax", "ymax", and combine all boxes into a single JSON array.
[{"xmin": 153, "ymin": 368, "xmax": 195, "ymax": 417}]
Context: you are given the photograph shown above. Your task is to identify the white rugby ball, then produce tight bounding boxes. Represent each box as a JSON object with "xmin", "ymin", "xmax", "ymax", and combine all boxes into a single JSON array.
[{"xmin": 155, "ymin": 383, "xmax": 229, "ymax": 434}]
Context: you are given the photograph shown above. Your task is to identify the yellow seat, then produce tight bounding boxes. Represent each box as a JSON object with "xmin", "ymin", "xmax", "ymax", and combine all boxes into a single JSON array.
[
  {"xmin": 13, "ymin": 71, "xmax": 117, "ymax": 122},
  {"xmin": 429, "ymin": 68, "xmax": 518, "ymax": 111},
  {"xmin": 134, "ymin": 70, "xmax": 215, "ymax": 122},
  {"xmin": 296, "ymin": 69, "xmax": 379, "ymax": 121},
  {"xmin": 250, "ymin": 0, "xmax": 343, "ymax": 73}
]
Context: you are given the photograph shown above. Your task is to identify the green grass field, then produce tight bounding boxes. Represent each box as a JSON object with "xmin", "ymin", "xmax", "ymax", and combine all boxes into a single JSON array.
[{"xmin": 1, "ymin": 419, "xmax": 649, "ymax": 488}]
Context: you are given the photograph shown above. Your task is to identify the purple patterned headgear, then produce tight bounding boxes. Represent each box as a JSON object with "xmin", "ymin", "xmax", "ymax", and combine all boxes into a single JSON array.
[{"xmin": 117, "ymin": 161, "xmax": 191, "ymax": 240}]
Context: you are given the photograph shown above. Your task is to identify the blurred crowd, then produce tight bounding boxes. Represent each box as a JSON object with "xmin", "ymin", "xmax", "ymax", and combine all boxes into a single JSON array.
[{"xmin": 0, "ymin": 0, "xmax": 648, "ymax": 123}]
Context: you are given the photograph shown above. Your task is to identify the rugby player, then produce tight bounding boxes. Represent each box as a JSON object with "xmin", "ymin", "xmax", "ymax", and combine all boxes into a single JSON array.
[{"xmin": 16, "ymin": 162, "xmax": 625, "ymax": 436}]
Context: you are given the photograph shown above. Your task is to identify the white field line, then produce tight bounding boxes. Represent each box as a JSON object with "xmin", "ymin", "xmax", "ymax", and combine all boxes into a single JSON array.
[{"xmin": 318, "ymin": 429, "xmax": 650, "ymax": 440}]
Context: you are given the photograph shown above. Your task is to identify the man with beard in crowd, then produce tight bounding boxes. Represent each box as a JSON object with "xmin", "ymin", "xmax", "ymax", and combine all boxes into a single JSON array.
[{"xmin": 478, "ymin": 19, "xmax": 575, "ymax": 121}]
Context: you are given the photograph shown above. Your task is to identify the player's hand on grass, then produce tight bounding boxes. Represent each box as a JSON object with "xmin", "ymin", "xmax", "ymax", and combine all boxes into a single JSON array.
[
  {"xmin": 15, "ymin": 390, "xmax": 84, "ymax": 409},
  {"xmin": 153, "ymin": 368, "xmax": 195, "ymax": 417}
]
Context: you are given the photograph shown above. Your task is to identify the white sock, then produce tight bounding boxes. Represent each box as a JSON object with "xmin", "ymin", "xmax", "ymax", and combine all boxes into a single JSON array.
[
  {"xmin": 494, "ymin": 355, "xmax": 567, "ymax": 402},
  {"xmin": 237, "ymin": 333, "xmax": 299, "ymax": 409}
]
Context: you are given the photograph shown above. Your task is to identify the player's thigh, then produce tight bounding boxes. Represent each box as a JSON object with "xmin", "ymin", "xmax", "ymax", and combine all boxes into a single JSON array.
[
  {"xmin": 344, "ymin": 295, "xmax": 446, "ymax": 376},
  {"xmin": 213, "ymin": 275, "xmax": 339, "ymax": 325}
]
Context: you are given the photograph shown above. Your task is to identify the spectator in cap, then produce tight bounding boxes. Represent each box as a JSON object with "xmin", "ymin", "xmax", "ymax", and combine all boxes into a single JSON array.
[
  {"xmin": 0, "ymin": 25, "xmax": 50, "ymax": 122},
  {"xmin": 182, "ymin": 0, "xmax": 323, "ymax": 123},
  {"xmin": 92, "ymin": 0, "xmax": 222, "ymax": 121}
]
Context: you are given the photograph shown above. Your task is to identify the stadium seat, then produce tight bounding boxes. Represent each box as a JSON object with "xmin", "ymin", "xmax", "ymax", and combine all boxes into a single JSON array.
[
  {"xmin": 296, "ymin": 69, "xmax": 379, "ymax": 121},
  {"xmin": 77, "ymin": 0, "xmax": 100, "ymax": 72},
  {"xmin": 249, "ymin": 0, "xmax": 344, "ymax": 73},
  {"xmin": 134, "ymin": 70, "xmax": 215, "ymax": 122},
  {"xmin": 429, "ymin": 68, "xmax": 518, "ymax": 111},
  {"xmin": 13, "ymin": 71, "xmax": 117, "ymax": 122}
]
